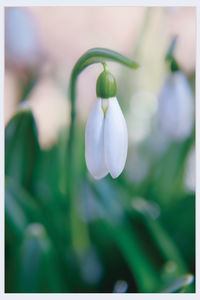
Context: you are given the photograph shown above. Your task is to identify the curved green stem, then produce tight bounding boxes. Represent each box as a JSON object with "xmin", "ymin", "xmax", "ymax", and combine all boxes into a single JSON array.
[
  {"xmin": 69, "ymin": 47, "xmax": 139, "ymax": 115},
  {"xmin": 165, "ymin": 36, "xmax": 178, "ymax": 61},
  {"xmin": 67, "ymin": 48, "xmax": 139, "ymax": 252},
  {"xmin": 165, "ymin": 36, "xmax": 180, "ymax": 73}
]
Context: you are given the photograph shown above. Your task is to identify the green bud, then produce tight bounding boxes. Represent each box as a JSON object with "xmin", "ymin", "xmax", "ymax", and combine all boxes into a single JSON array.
[{"xmin": 96, "ymin": 69, "xmax": 117, "ymax": 98}]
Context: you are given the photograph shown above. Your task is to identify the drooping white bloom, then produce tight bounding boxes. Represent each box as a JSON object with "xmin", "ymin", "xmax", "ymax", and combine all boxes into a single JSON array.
[
  {"xmin": 85, "ymin": 97, "xmax": 128, "ymax": 179},
  {"xmin": 5, "ymin": 8, "xmax": 43, "ymax": 68},
  {"xmin": 158, "ymin": 71, "xmax": 194, "ymax": 141}
]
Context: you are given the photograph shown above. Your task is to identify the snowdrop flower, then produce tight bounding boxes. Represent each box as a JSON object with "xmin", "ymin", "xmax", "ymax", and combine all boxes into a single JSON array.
[
  {"xmin": 158, "ymin": 71, "xmax": 194, "ymax": 141},
  {"xmin": 85, "ymin": 68, "xmax": 128, "ymax": 179},
  {"xmin": 5, "ymin": 8, "xmax": 43, "ymax": 68}
]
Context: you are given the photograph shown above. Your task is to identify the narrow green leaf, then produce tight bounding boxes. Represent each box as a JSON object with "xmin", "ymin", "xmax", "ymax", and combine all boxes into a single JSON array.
[
  {"xmin": 5, "ymin": 177, "xmax": 42, "ymax": 224},
  {"xmin": 156, "ymin": 274, "xmax": 194, "ymax": 293},
  {"xmin": 101, "ymin": 220, "xmax": 160, "ymax": 292},
  {"xmin": 5, "ymin": 109, "xmax": 40, "ymax": 189},
  {"xmin": 5, "ymin": 185, "xmax": 28, "ymax": 240},
  {"xmin": 90, "ymin": 181, "xmax": 160, "ymax": 292},
  {"xmin": 18, "ymin": 223, "xmax": 64, "ymax": 293},
  {"xmin": 144, "ymin": 218, "xmax": 188, "ymax": 275},
  {"xmin": 111, "ymin": 180, "xmax": 190, "ymax": 278},
  {"xmin": 32, "ymin": 128, "xmax": 68, "ymax": 204}
]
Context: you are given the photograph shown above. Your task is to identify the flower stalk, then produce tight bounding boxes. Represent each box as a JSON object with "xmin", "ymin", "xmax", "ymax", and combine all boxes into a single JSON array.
[
  {"xmin": 165, "ymin": 36, "xmax": 180, "ymax": 73},
  {"xmin": 67, "ymin": 48, "xmax": 139, "ymax": 251}
]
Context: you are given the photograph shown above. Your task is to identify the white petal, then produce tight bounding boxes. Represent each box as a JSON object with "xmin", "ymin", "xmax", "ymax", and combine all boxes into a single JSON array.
[
  {"xmin": 104, "ymin": 97, "xmax": 128, "ymax": 178},
  {"xmin": 85, "ymin": 98, "xmax": 108, "ymax": 179},
  {"xmin": 158, "ymin": 72, "xmax": 194, "ymax": 141}
]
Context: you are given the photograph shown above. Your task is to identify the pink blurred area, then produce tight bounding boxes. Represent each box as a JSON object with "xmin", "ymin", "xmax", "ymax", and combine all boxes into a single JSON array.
[{"xmin": 4, "ymin": 6, "xmax": 196, "ymax": 148}]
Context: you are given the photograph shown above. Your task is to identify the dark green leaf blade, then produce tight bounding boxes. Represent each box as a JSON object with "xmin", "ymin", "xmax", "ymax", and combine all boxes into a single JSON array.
[
  {"xmin": 18, "ymin": 223, "xmax": 65, "ymax": 293},
  {"xmin": 5, "ymin": 108, "xmax": 40, "ymax": 189},
  {"xmin": 156, "ymin": 274, "xmax": 194, "ymax": 293}
]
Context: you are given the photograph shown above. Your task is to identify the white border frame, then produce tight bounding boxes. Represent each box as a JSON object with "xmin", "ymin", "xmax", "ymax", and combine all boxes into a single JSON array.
[{"xmin": 0, "ymin": 1, "xmax": 199, "ymax": 299}]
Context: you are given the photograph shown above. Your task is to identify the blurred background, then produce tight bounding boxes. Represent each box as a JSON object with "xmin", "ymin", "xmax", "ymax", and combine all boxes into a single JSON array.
[{"xmin": 5, "ymin": 6, "xmax": 195, "ymax": 293}]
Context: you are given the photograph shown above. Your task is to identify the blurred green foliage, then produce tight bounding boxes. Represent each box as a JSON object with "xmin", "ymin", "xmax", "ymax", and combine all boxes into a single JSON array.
[{"xmin": 5, "ymin": 106, "xmax": 195, "ymax": 293}]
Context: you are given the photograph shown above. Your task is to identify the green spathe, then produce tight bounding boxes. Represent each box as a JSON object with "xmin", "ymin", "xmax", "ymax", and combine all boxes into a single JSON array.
[{"xmin": 96, "ymin": 70, "xmax": 117, "ymax": 98}]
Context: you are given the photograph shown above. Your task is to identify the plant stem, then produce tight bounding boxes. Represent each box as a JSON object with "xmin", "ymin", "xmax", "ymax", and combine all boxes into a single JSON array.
[{"xmin": 67, "ymin": 48, "xmax": 139, "ymax": 253}]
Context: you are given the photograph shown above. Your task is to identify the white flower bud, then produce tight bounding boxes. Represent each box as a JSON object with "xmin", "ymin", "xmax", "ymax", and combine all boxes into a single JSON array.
[
  {"xmin": 158, "ymin": 72, "xmax": 194, "ymax": 141},
  {"xmin": 85, "ymin": 97, "xmax": 128, "ymax": 179},
  {"xmin": 5, "ymin": 8, "xmax": 43, "ymax": 68}
]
